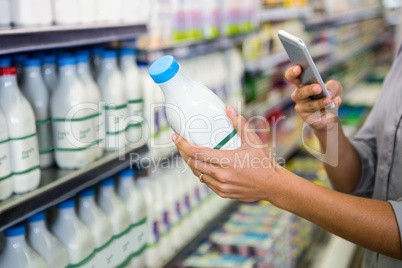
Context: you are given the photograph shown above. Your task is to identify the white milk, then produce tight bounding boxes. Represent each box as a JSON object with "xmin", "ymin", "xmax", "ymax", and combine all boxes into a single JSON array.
[
  {"xmin": 34, "ymin": 0, "xmax": 53, "ymax": 26},
  {"xmin": 0, "ymin": 66, "xmax": 40, "ymax": 194},
  {"xmin": 119, "ymin": 48, "xmax": 144, "ymax": 145},
  {"xmin": 51, "ymin": 199, "xmax": 95, "ymax": 267},
  {"xmin": 149, "ymin": 55, "xmax": 241, "ymax": 150},
  {"xmin": 0, "ymin": 0, "xmax": 11, "ymax": 26},
  {"xmin": 10, "ymin": 0, "xmax": 37, "ymax": 27},
  {"xmin": 76, "ymin": 50, "xmax": 104, "ymax": 159},
  {"xmin": 0, "ymin": 225, "xmax": 49, "ymax": 268},
  {"xmin": 21, "ymin": 58, "xmax": 54, "ymax": 169},
  {"xmin": 51, "ymin": 55, "xmax": 97, "ymax": 169},
  {"xmin": 52, "ymin": 0, "xmax": 79, "ymax": 25},
  {"xmin": 97, "ymin": 50, "xmax": 128, "ymax": 152},
  {"xmin": 0, "ymin": 107, "xmax": 13, "ymax": 201},
  {"xmin": 41, "ymin": 55, "xmax": 58, "ymax": 92},
  {"xmin": 117, "ymin": 169, "xmax": 147, "ymax": 268},
  {"xmin": 137, "ymin": 176, "xmax": 160, "ymax": 267},
  {"xmin": 78, "ymin": 0, "xmax": 96, "ymax": 24},
  {"xmin": 27, "ymin": 211, "xmax": 69, "ymax": 268},
  {"xmin": 78, "ymin": 187, "xmax": 114, "ymax": 268},
  {"xmin": 98, "ymin": 178, "xmax": 131, "ymax": 267}
]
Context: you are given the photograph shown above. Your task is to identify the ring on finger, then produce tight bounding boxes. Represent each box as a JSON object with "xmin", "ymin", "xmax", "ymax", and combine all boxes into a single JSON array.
[{"xmin": 199, "ymin": 173, "xmax": 204, "ymax": 183}]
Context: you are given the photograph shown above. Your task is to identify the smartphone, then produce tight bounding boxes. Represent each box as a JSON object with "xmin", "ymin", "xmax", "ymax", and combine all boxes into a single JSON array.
[{"xmin": 278, "ymin": 30, "xmax": 335, "ymax": 110}]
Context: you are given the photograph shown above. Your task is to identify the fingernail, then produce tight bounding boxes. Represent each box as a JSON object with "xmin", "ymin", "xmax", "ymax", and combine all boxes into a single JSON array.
[
  {"xmin": 293, "ymin": 66, "xmax": 299, "ymax": 74},
  {"xmin": 312, "ymin": 85, "xmax": 321, "ymax": 94},
  {"xmin": 171, "ymin": 135, "xmax": 177, "ymax": 142},
  {"xmin": 323, "ymin": 98, "xmax": 331, "ymax": 105},
  {"xmin": 230, "ymin": 106, "xmax": 238, "ymax": 116}
]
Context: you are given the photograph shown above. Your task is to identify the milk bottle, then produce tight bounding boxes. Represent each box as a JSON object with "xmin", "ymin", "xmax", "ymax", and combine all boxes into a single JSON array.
[
  {"xmin": 0, "ymin": 0, "xmax": 11, "ymax": 26},
  {"xmin": 0, "ymin": 224, "xmax": 49, "ymax": 268},
  {"xmin": 0, "ymin": 66, "xmax": 40, "ymax": 194},
  {"xmin": 13, "ymin": 54, "xmax": 28, "ymax": 85},
  {"xmin": 98, "ymin": 178, "xmax": 131, "ymax": 267},
  {"xmin": 90, "ymin": 46, "xmax": 104, "ymax": 80},
  {"xmin": 149, "ymin": 55, "xmax": 241, "ymax": 150},
  {"xmin": 76, "ymin": 50, "xmax": 104, "ymax": 159},
  {"xmin": 21, "ymin": 58, "xmax": 54, "ymax": 169},
  {"xmin": 97, "ymin": 50, "xmax": 128, "ymax": 152},
  {"xmin": 51, "ymin": 199, "xmax": 95, "ymax": 267},
  {"xmin": 10, "ymin": 0, "xmax": 37, "ymax": 27},
  {"xmin": 117, "ymin": 169, "xmax": 147, "ymax": 267},
  {"xmin": 78, "ymin": 187, "xmax": 114, "ymax": 268},
  {"xmin": 137, "ymin": 176, "xmax": 160, "ymax": 267},
  {"xmin": 53, "ymin": 0, "xmax": 79, "ymax": 25},
  {"xmin": 34, "ymin": 0, "xmax": 53, "ymax": 26},
  {"xmin": 119, "ymin": 48, "xmax": 144, "ymax": 145},
  {"xmin": 78, "ymin": 0, "xmax": 96, "ymax": 24},
  {"xmin": 27, "ymin": 212, "xmax": 69, "ymax": 268},
  {"xmin": 0, "ymin": 107, "xmax": 13, "ymax": 201},
  {"xmin": 41, "ymin": 54, "xmax": 58, "ymax": 92},
  {"xmin": 51, "ymin": 55, "xmax": 98, "ymax": 169}
]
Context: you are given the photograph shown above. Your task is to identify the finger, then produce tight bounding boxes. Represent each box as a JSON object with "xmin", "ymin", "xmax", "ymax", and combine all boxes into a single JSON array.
[
  {"xmin": 326, "ymin": 80, "xmax": 342, "ymax": 98},
  {"xmin": 297, "ymin": 96, "xmax": 333, "ymax": 113},
  {"xmin": 172, "ymin": 134, "xmax": 231, "ymax": 166},
  {"xmin": 294, "ymin": 83, "xmax": 323, "ymax": 100},
  {"xmin": 226, "ymin": 106, "xmax": 263, "ymax": 147},
  {"xmin": 186, "ymin": 157, "xmax": 223, "ymax": 181},
  {"xmin": 284, "ymin": 65, "xmax": 303, "ymax": 87}
]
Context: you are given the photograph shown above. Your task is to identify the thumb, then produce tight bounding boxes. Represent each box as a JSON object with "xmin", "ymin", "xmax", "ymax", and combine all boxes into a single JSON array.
[{"xmin": 226, "ymin": 105, "xmax": 261, "ymax": 146}]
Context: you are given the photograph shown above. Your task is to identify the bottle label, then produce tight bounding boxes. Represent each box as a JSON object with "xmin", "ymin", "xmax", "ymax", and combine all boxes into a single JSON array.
[
  {"xmin": 9, "ymin": 134, "xmax": 40, "ymax": 174},
  {"xmin": 120, "ymin": 217, "xmax": 147, "ymax": 266},
  {"xmin": 65, "ymin": 250, "xmax": 96, "ymax": 268},
  {"xmin": 93, "ymin": 237, "xmax": 114, "ymax": 268},
  {"xmin": 36, "ymin": 120, "xmax": 53, "ymax": 154},
  {"xmin": 127, "ymin": 99, "xmax": 144, "ymax": 129},
  {"xmin": 0, "ymin": 140, "xmax": 12, "ymax": 181},
  {"xmin": 146, "ymin": 219, "xmax": 160, "ymax": 249},
  {"xmin": 52, "ymin": 113, "xmax": 100, "ymax": 151},
  {"xmin": 115, "ymin": 225, "xmax": 132, "ymax": 265},
  {"xmin": 104, "ymin": 104, "xmax": 128, "ymax": 149}
]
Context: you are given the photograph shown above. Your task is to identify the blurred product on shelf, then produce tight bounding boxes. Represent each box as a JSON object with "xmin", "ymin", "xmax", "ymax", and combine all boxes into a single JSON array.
[
  {"xmin": 309, "ymin": 0, "xmax": 379, "ymax": 15},
  {"xmin": 149, "ymin": 55, "xmax": 242, "ymax": 150},
  {"xmin": 0, "ymin": 65, "xmax": 41, "ymax": 194},
  {"xmin": 0, "ymin": 224, "xmax": 49, "ymax": 268},
  {"xmin": 0, "ymin": 105, "xmax": 13, "ymax": 201},
  {"xmin": 0, "ymin": 0, "xmax": 11, "ymax": 26}
]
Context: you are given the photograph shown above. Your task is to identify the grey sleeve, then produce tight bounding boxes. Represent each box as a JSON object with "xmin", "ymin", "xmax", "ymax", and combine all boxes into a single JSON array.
[
  {"xmin": 388, "ymin": 199, "xmax": 402, "ymax": 247},
  {"xmin": 349, "ymin": 109, "xmax": 378, "ymax": 196}
]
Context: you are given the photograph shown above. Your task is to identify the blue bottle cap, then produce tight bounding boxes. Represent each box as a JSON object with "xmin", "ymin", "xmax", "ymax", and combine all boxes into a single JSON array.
[
  {"xmin": 4, "ymin": 224, "xmax": 26, "ymax": 237},
  {"xmin": 137, "ymin": 61, "xmax": 148, "ymax": 67},
  {"xmin": 79, "ymin": 187, "xmax": 95, "ymax": 197},
  {"xmin": 23, "ymin": 58, "xmax": 41, "ymax": 67},
  {"xmin": 13, "ymin": 54, "xmax": 28, "ymax": 64},
  {"xmin": 91, "ymin": 46, "xmax": 105, "ymax": 55},
  {"xmin": 119, "ymin": 169, "xmax": 136, "ymax": 178},
  {"xmin": 43, "ymin": 54, "xmax": 56, "ymax": 64},
  {"xmin": 149, "ymin": 55, "xmax": 180, "ymax": 84},
  {"xmin": 101, "ymin": 50, "xmax": 117, "ymax": 59},
  {"xmin": 58, "ymin": 198, "xmax": 75, "ymax": 209},
  {"xmin": 31, "ymin": 52, "xmax": 45, "ymax": 58},
  {"xmin": 119, "ymin": 48, "xmax": 136, "ymax": 56},
  {"xmin": 76, "ymin": 50, "xmax": 90, "ymax": 63},
  {"xmin": 58, "ymin": 56, "xmax": 76, "ymax": 67},
  {"xmin": 27, "ymin": 211, "xmax": 46, "ymax": 223},
  {"xmin": 99, "ymin": 177, "xmax": 115, "ymax": 187},
  {"xmin": 0, "ymin": 57, "xmax": 11, "ymax": 67}
]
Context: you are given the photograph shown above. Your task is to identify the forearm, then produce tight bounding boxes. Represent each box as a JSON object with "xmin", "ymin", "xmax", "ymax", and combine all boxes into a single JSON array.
[
  {"xmin": 270, "ymin": 169, "xmax": 401, "ymax": 260},
  {"xmin": 314, "ymin": 119, "xmax": 362, "ymax": 192}
]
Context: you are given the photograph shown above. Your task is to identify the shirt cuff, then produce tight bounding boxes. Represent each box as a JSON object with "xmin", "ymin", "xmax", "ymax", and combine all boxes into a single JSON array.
[{"xmin": 389, "ymin": 200, "xmax": 402, "ymax": 248}]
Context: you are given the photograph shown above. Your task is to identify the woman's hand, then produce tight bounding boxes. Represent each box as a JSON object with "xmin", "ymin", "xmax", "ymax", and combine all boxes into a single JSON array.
[
  {"xmin": 172, "ymin": 106, "xmax": 287, "ymax": 203},
  {"xmin": 284, "ymin": 65, "xmax": 343, "ymax": 132}
]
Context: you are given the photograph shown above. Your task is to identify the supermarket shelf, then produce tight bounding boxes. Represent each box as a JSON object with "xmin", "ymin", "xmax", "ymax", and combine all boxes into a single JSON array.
[
  {"xmin": 137, "ymin": 34, "xmax": 248, "ymax": 62},
  {"xmin": 259, "ymin": 7, "xmax": 313, "ymax": 22},
  {"xmin": 0, "ymin": 144, "xmax": 148, "ymax": 232},
  {"xmin": 245, "ymin": 91, "xmax": 293, "ymax": 118},
  {"xmin": 0, "ymin": 23, "xmax": 147, "ymax": 55},
  {"xmin": 304, "ymin": 5, "xmax": 382, "ymax": 29}
]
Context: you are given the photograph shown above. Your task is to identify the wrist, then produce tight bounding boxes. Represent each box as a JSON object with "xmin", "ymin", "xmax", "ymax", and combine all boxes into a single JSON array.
[{"xmin": 265, "ymin": 167, "xmax": 299, "ymax": 209}]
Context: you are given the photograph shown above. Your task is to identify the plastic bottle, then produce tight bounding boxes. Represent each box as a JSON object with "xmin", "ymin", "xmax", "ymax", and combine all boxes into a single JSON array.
[
  {"xmin": 78, "ymin": 0, "xmax": 96, "ymax": 24},
  {"xmin": 90, "ymin": 46, "xmax": 104, "ymax": 80},
  {"xmin": 97, "ymin": 50, "xmax": 128, "ymax": 152},
  {"xmin": 53, "ymin": 0, "xmax": 79, "ymax": 25},
  {"xmin": 0, "ymin": 225, "xmax": 49, "ymax": 268},
  {"xmin": 41, "ymin": 55, "xmax": 58, "ymax": 92},
  {"xmin": 149, "ymin": 55, "xmax": 242, "ymax": 150},
  {"xmin": 27, "ymin": 212, "xmax": 69, "ymax": 268},
  {"xmin": 0, "ymin": 0, "xmax": 11, "ymax": 26},
  {"xmin": 76, "ymin": 50, "xmax": 104, "ymax": 159},
  {"xmin": 13, "ymin": 54, "xmax": 28, "ymax": 86},
  {"xmin": 136, "ymin": 176, "xmax": 160, "ymax": 267},
  {"xmin": 119, "ymin": 48, "xmax": 144, "ymax": 145},
  {"xmin": 224, "ymin": 48, "xmax": 244, "ymax": 110},
  {"xmin": 0, "ymin": 66, "xmax": 41, "ymax": 194},
  {"xmin": 117, "ymin": 169, "xmax": 147, "ymax": 267},
  {"xmin": 0, "ymin": 107, "xmax": 13, "ymax": 201},
  {"xmin": 21, "ymin": 58, "xmax": 54, "ymax": 169},
  {"xmin": 34, "ymin": 0, "xmax": 53, "ymax": 26},
  {"xmin": 98, "ymin": 178, "xmax": 131, "ymax": 267},
  {"xmin": 202, "ymin": 0, "xmax": 220, "ymax": 39},
  {"xmin": 51, "ymin": 55, "xmax": 98, "ymax": 169},
  {"xmin": 77, "ymin": 188, "xmax": 114, "ymax": 267},
  {"xmin": 51, "ymin": 199, "xmax": 95, "ymax": 266},
  {"xmin": 10, "ymin": 0, "xmax": 37, "ymax": 27}
]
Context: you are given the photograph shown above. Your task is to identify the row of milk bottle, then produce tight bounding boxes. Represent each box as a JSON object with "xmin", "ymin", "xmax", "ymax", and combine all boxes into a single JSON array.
[
  {"xmin": 0, "ymin": 0, "xmax": 148, "ymax": 27},
  {"xmin": 0, "ymin": 169, "xmax": 147, "ymax": 268}
]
